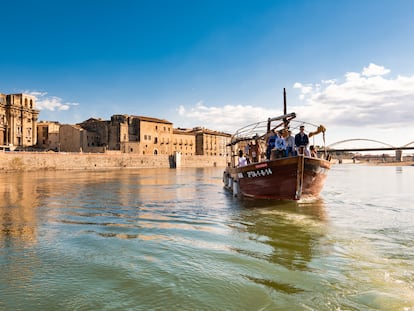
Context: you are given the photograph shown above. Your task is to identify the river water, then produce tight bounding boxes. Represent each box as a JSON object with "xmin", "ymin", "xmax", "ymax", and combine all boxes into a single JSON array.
[{"xmin": 0, "ymin": 165, "xmax": 413, "ymax": 311}]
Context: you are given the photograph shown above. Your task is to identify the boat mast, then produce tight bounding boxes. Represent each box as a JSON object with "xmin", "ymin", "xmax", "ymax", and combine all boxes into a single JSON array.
[{"xmin": 283, "ymin": 88, "xmax": 287, "ymax": 115}]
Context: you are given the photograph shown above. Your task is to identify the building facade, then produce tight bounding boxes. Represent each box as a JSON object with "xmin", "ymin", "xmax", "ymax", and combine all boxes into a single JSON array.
[
  {"xmin": 37, "ymin": 121, "xmax": 60, "ymax": 151},
  {"xmin": 192, "ymin": 127, "xmax": 231, "ymax": 156},
  {"xmin": 0, "ymin": 92, "xmax": 231, "ymax": 157},
  {"xmin": 172, "ymin": 128, "xmax": 196, "ymax": 156},
  {"xmin": 68, "ymin": 114, "xmax": 230, "ymax": 156},
  {"xmin": 0, "ymin": 93, "xmax": 39, "ymax": 147}
]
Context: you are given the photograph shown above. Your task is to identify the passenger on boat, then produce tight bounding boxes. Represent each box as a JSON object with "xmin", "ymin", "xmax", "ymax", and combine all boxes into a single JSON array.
[
  {"xmin": 249, "ymin": 141, "xmax": 260, "ymax": 163},
  {"xmin": 295, "ymin": 125, "xmax": 310, "ymax": 156},
  {"xmin": 266, "ymin": 130, "xmax": 277, "ymax": 160},
  {"xmin": 284, "ymin": 130, "xmax": 296, "ymax": 157},
  {"xmin": 310, "ymin": 145, "xmax": 318, "ymax": 157},
  {"xmin": 244, "ymin": 143, "xmax": 250, "ymax": 158},
  {"xmin": 238, "ymin": 149, "xmax": 248, "ymax": 166},
  {"xmin": 274, "ymin": 130, "xmax": 287, "ymax": 158}
]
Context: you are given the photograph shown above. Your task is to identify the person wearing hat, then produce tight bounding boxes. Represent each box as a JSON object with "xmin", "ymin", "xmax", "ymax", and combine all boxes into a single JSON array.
[{"xmin": 295, "ymin": 125, "xmax": 310, "ymax": 156}]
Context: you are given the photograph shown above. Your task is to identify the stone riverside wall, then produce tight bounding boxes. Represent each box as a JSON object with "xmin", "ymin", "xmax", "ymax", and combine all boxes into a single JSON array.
[{"xmin": 0, "ymin": 152, "xmax": 227, "ymax": 172}]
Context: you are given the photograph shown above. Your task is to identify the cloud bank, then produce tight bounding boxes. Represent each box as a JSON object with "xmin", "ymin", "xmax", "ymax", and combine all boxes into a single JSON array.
[
  {"xmin": 27, "ymin": 91, "xmax": 79, "ymax": 111},
  {"xmin": 177, "ymin": 63, "xmax": 414, "ymax": 133},
  {"xmin": 293, "ymin": 63, "xmax": 414, "ymax": 128},
  {"xmin": 177, "ymin": 101, "xmax": 280, "ymax": 132}
]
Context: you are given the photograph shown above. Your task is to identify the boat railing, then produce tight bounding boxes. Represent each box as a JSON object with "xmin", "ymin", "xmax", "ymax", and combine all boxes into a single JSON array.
[{"xmin": 227, "ymin": 116, "xmax": 329, "ymax": 163}]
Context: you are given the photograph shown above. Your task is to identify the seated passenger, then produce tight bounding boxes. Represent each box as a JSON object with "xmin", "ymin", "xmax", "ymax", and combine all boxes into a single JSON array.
[
  {"xmin": 238, "ymin": 149, "xmax": 248, "ymax": 166},
  {"xmin": 310, "ymin": 145, "xmax": 318, "ymax": 158},
  {"xmin": 284, "ymin": 130, "xmax": 296, "ymax": 157},
  {"xmin": 266, "ymin": 130, "xmax": 277, "ymax": 160},
  {"xmin": 275, "ymin": 131, "xmax": 287, "ymax": 158},
  {"xmin": 250, "ymin": 141, "xmax": 261, "ymax": 163}
]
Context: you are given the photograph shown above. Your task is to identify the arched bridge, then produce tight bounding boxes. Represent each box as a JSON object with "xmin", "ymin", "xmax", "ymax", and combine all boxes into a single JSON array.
[
  {"xmin": 324, "ymin": 139, "xmax": 414, "ymax": 152},
  {"xmin": 319, "ymin": 139, "xmax": 414, "ymax": 161}
]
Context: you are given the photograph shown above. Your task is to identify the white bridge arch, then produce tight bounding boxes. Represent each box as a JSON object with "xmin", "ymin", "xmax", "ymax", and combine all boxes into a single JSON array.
[{"xmin": 327, "ymin": 138, "xmax": 396, "ymax": 149}]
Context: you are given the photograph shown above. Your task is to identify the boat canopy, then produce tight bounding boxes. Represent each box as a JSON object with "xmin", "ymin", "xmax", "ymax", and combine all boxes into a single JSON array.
[{"xmin": 229, "ymin": 112, "xmax": 297, "ymax": 146}]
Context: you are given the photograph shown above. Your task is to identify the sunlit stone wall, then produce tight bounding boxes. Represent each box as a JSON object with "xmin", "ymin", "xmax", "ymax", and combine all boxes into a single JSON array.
[{"xmin": 0, "ymin": 152, "xmax": 227, "ymax": 171}]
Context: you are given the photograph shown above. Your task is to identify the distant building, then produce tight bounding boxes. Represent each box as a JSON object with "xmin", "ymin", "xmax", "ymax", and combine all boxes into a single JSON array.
[
  {"xmin": 78, "ymin": 118, "xmax": 109, "ymax": 149},
  {"xmin": 111, "ymin": 115, "xmax": 174, "ymax": 154},
  {"xmin": 0, "ymin": 90, "xmax": 232, "ymax": 156},
  {"xmin": 73, "ymin": 115, "xmax": 231, "ymax": 156},
  {"xmin": 59, "ymin": 124, "xmax": 86, "ymax": 152},
  {"xmin": 191, "ymin": 127, "xmax": 231, "ymax": 156},
  {"xmin": 37, "ymin": 121, "xmax": 60, "ymax": 151},
  {"xmin": 59, "ymin": 123, "xmax": 107, "ymax": 153},
  {"xmin": 0, "ymin": 93, "xmax": 39, "ymax": 147},
  {"xmin": 173, "ymin": 128, "xmax": 196, "ymax": 155}
]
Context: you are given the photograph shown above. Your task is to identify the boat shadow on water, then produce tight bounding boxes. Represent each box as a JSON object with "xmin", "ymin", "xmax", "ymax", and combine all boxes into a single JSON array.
[
  {"xmin": 228, "ymin": 194, "xmax": 327, "ymax": 250},
  {"xmin": 236, "ymin": 196, "xmax": 327, "ymax": 221},
  {"xmin": 226, "ymin": 196, "xmax": 330, "ymax": 296}
]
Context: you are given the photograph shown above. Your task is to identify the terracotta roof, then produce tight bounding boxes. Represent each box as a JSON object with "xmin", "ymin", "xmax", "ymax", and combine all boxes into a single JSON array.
[
  {"xmin": 173, "ymin": 128, "xmax": 195, "ymax": 135},
  {"xmin": 190, "ymin": 127, "xmax": 231, "ymax": 137},
  {"xmin": 131, "ymin": 115, "xmax": 172, "ymax": 124}
]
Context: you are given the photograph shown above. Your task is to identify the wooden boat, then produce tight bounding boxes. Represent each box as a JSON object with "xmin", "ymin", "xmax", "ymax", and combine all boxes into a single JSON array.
[{"xmin": 223, "ymin": 89, "xmax": 331, "ymax": 201}]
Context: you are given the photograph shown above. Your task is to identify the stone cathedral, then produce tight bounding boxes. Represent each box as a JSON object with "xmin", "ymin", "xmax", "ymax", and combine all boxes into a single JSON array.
[{"xmin": 0, "ymin": 93, "xmax": 39, "ymax": 147}]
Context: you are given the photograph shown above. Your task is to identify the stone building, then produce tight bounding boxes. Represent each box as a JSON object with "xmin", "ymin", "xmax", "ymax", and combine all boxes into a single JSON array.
[
  {"xmin": 0, "ymin": 93, "xmax": 6, "ymax": 146},
  {"xmin": 62, "ymin": 114, "xmax": 176, "ymax": 154},
  {"xmin": 59, "ymin": 123, "xmax": 107, "ymax": 153},
  {"xmin": 113, "ymin": 115, "xmax": 174, "ymax": 155},
  {"xmin": 172, "ymin": 128, "xmax": 196, "ymax": 155},
  {"xmin": 37, "ymin": 121, "xmax": 60, "ymax": 151},
  {"xmin": 68, "ymin": 115, "xmax": 231, "ymax": 156},
  {"xmin": 192, "ymin": 127, "xmax": 231, "ymax": 156},
  {"xmin": 59, "ymin": 124, "xmax": 86, "ymax": 152},
  {"xmin": 0, "ymin": 93, "xmax": 39, "ymax": 147},
  {"xmin": 78, "ymin": 118, "xmax": 109, "ymax": 149}
]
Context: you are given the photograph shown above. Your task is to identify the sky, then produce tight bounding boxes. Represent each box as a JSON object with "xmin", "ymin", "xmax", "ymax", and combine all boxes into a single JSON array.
[{"xmin": 1, "ymin": 0, "xmax": 414, "ymax": 149}]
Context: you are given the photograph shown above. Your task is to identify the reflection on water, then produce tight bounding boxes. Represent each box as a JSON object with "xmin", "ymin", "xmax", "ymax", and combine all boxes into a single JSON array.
[{"xmin": 1, "ymin": 166, "xmax": 414, "ymax": 310}]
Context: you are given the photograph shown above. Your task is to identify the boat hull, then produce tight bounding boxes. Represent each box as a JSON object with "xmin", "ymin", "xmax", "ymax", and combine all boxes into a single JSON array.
[{"xmin": 223, "ymin": 156, "xmax": 331, "ymax": 200}]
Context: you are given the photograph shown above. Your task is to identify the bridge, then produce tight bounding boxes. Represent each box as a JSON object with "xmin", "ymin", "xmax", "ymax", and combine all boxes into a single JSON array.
[{"xmin": 318, "ymin": 139, "xmax": 414, "ymax": 161}]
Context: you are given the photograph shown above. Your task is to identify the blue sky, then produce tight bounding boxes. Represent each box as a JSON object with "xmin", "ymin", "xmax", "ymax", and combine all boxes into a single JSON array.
[{"xmin": 2, "ymin": 0, "xmax": 414, "ymax": 148}]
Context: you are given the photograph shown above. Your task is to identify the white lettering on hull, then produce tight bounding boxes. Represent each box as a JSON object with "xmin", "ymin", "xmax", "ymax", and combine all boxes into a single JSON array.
[{"xmin": 245, "ymin": 168, "xmax": 273, "ymax": 178}]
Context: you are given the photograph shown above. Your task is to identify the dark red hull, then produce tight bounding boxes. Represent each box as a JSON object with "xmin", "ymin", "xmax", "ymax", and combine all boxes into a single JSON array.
[{"xmin": 223, "ymin": 156, "xmax": 331, "ymax": 200}]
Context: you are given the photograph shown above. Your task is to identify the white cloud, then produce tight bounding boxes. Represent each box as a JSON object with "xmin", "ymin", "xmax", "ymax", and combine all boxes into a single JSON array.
[
  {"xmin": 177, "ymin": 101, "xmax": 279, "ymax": 132},
  {"xmin": 362, "ymin": 63, "xmax": 391, "ymax": 77},
  {"xmin": 174, "ymin": 63, "xmax": 414, "ymax": 146},
  {"xmin": 26, "ymin": 91, "xmax": 79, "ymax": 111},
  {"xmin": 294, "ymin": 63, "xmax": 414, "ymax": 129}
]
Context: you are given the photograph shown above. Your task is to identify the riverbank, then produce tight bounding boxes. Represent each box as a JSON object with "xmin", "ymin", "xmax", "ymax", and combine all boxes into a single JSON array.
[
  {"xmin": 365, "ymin": 160, "xmax": 414, "ymax": 166},
  {"xmin": 0, "ymin": 152, "xmax": 227, "ymax": 172},
  {"xmin": 331, "ymin": 158, "xmax": 414, "ymax": 166}
]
